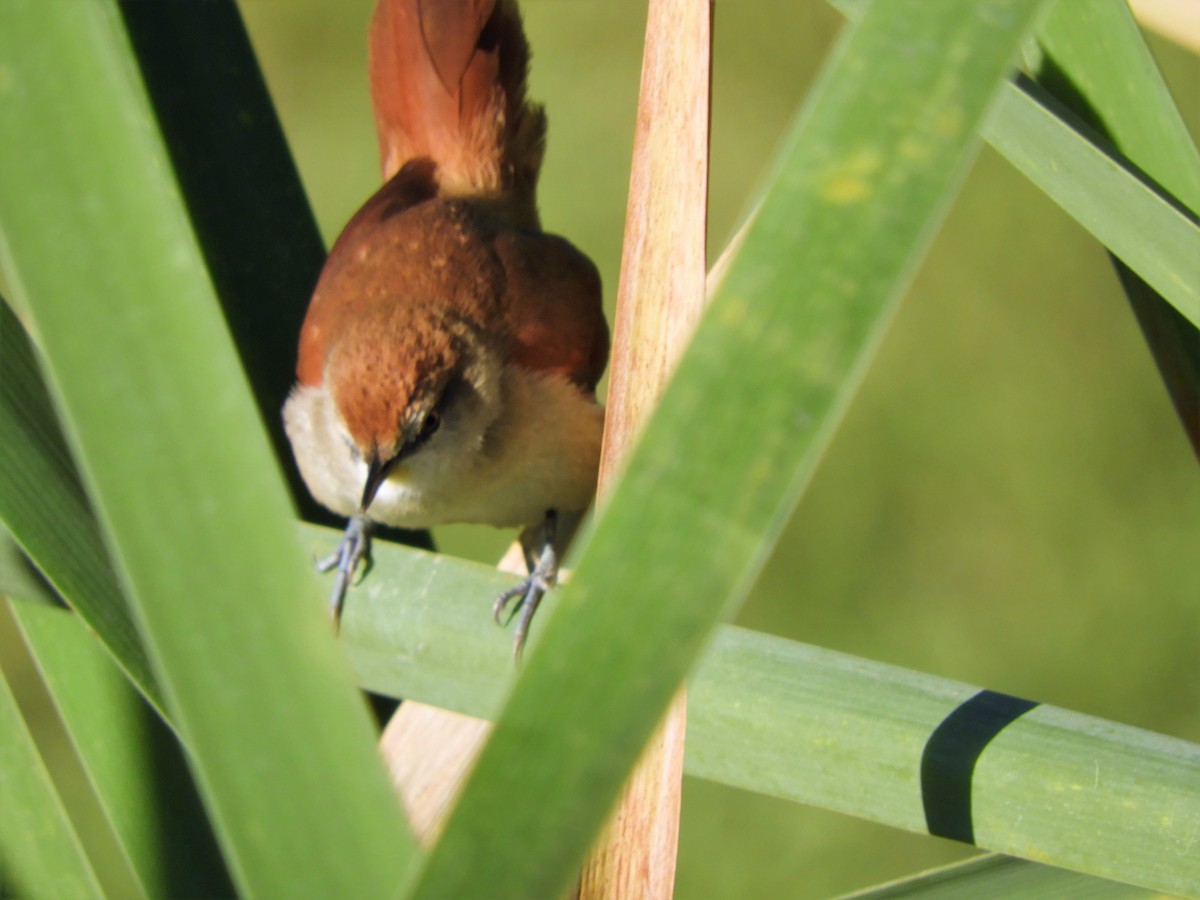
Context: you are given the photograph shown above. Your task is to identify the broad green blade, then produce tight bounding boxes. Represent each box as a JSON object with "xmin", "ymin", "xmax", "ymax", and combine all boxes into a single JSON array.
[
  {"xmin": 407, "ymin": 3, "xmax": 1046, "ymax": 897},
  {"xmin": 301, "ymin": 522, "xmax": 519, "ymax": 717},
  {"xmin": 330, "ymin": 529, "xmax": 1200, "ymax": 897},
  {"xmin": 690, "ymin": 629, "xmax": 1200, "ymax": 896},
  {"xmin": 113, "ymin": 0, "xmax": 432, "ymax": 547},
  {"xmin": 115, "ymin": 0, "xmax": 324, "ymax": 487},
  {"xmin": 0, "ymin": 2, "xmax": 415, "ymax": 895},
  {"xmin": 12, "ymin": 601, "xmax": 232, "ymax": 898},
  {"xmin": 838, "ymin": 854, "xmax": 1157, "ymax": 899},
  {"xmin": 0, "ymin": 296, "xmax": 163, "ymax": 712},
  {"xmin": 0, "ymin": 663, "xmax": 103, "ymax": 899},
  {"xmin": 1035, "ymin": 0, "xmax": 1200, "ymax": 210},
  {"xmin": 984, "ymin": 77, "xmax": 1199, "ymax": 330},
  {"xmin": 1032, "ymin": 0, "xmax": 1200, "ymax": 457},
  {"xmin": 114, "ymin": 1, "xmax": 435, "ymax": 548}
]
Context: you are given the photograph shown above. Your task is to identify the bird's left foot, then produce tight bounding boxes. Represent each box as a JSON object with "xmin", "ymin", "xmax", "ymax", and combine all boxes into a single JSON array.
[
  {"xmin": 317, "ymin": 513, "xmax": 373, "ymax": 629},
  {"xmin": 493, "ymin": 513, "xmax": 558, "ymax": 659}
]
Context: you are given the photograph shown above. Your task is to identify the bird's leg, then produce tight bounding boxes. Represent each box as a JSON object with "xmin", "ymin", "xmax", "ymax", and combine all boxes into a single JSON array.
[
  {"xmin": 493, "ymin": 509, "xmax": 559, "ymax": 659},
  {"xmin": 317, "ymin": 513, "xmax": 374, "ymax": 629}
]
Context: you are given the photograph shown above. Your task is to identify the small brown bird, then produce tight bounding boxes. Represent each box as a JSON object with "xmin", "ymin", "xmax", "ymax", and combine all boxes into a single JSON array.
[{"xmin": 283, "ymin": 0, "xmax": 608, "ymax": 653}]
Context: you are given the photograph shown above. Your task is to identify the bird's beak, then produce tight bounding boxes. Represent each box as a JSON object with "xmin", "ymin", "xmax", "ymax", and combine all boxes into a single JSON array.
[{"xmin": 360, "ymin": 452, "xmax": 391, "ymax": 512}]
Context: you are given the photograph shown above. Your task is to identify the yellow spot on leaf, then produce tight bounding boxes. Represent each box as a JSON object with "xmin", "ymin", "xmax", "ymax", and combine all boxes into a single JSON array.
[{"xmin": 818, "ymin": 147, "xmax": 883, "ymax": 205}]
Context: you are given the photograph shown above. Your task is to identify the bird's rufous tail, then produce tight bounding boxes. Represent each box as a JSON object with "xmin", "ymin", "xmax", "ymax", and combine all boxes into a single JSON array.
[{"xmin": 368, "ymin": 0, "xmax": 545, "ymax": 217}]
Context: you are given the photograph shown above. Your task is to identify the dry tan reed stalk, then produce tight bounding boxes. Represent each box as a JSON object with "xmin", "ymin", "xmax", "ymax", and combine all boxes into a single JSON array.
[
  {"xmin": 379, "ymin": 4, "xmax": 711, "ymax": 894},
  {"xmin": 578, "ymin": 0, "xmax": 712, "ymax": 897}
]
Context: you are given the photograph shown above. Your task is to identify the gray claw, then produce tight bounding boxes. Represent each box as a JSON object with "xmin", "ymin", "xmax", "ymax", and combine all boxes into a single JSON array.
[
  {"xmin": 322, "ymin": 514, "xmax": 372, "ymax": 630},
  {"xmin": 494, "ymin": 521, "xmax": 557, "ymax": 660}
]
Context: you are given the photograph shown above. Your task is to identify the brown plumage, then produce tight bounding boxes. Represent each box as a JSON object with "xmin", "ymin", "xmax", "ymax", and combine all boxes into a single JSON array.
[
  {"xmin": 296, "ymin": 0, "xmax": 607, "ymax": 426},
  {"xmin": 295, "ymin": 159, "xmax": 607, "ymax": 404},
  {"xmin": 284, "ymin": 0, "xmax": 609, "ymax": 647}
]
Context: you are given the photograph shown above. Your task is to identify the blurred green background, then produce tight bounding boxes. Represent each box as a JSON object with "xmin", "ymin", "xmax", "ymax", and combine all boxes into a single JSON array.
[{"xmin": 4, "ymin": 2, "xmax": 1197, "ymax": 897}]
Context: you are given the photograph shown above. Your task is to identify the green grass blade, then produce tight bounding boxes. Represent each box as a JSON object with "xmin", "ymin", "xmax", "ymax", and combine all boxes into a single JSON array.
[
  {"xmin": 691, "ymin": 629, "xmax": 1199, "ymax": 896},
  {"xmin": 1032, "ymin": 0, "xmax": 1200, "ymax": 457},
  {"xmin": 305, "ymin": 524, "xmax": 518, "ymax": 717},
  {"xmin": 983, "ymin": 77, "xmax": 1199, "ymax": 330},
  {"xmin": 12, "ymin": 601, "xmax": 232, "ymax": 898},
  {"xmin": 1035, "ymin": 0, "xmax": 1200, "ymax": 210},
  {"xmin": 838, "ymin": 854, "xmax": 1158, "ymax": 899},
  {"xmin": 0, "ymin": 664, "xmax": 103, "ymax": 899},
  {"xmin": 318, "ymin": 531, "xmax": 1200, "ymax": 896},
  {"xmin": 833, "ymin": 0, "xmax": 1200, "ymax": 335},
  {"xmin": 113, "ymin": 0, "xmax": 433, "ymax": 547},
  {"xmin": 407, "ymin": 3, "xmax": 1046, "ymax": 897},
  {"xmin": 114, "ymin": 0, "xmax": 324, "ymax": 493},
  {"xmin": 0, "ymin": 1, "xmax": 415, "ymax": 895},
  {"xmin": 0, "ymin": 296, "xmax": 164, "ymax": 712}
]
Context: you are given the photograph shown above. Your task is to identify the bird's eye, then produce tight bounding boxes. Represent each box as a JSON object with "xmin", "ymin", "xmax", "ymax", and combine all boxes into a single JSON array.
[{"xmin": 420, "ymin": 410, "xmax": 442, "ymax": 441}]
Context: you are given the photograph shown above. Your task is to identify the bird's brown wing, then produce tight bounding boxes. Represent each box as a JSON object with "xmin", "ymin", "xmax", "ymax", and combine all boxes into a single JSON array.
[{"xmin": 494, "ymin": 229, "xmax": 609, "ymax": 394}]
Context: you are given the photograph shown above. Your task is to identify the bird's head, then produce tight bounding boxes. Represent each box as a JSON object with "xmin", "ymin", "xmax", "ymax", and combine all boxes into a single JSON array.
[{"xmin": 324, "ymin": 304, "xmax": 505, "ymax": 513}]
